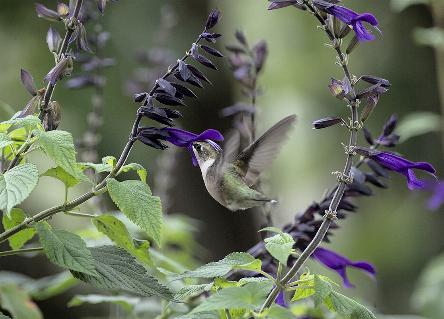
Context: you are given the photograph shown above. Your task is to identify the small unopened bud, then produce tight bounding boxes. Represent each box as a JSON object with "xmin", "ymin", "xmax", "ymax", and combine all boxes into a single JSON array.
[
  {"xmin": 313, "ymin": 117, "xmax": 343, "ymax": 129},
  {"xmin": 134, "ymin": 92, "xmax": 147, "ymax": 103}
]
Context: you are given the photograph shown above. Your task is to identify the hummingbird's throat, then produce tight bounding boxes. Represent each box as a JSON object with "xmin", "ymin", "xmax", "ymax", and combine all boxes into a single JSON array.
[{"xmin": 199, "ymin": 158, "xmax": 215, "ymax": 179}]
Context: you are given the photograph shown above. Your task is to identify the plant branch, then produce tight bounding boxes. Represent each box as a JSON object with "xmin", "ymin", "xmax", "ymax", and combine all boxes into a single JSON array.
[
  {"xmin": 0, "ymin": 33, "xmax": 206, "ymax": 245},
  {"xmin": 0, "ymin": 247, "xmax": 43, "ymax": 257},
  {"xmin": 259, "ymin": 2, "xmax": 359, "ymax": 311},
  {"xmin": 6, "ymin": 0, "xmax": 84, "ymax": 171}
]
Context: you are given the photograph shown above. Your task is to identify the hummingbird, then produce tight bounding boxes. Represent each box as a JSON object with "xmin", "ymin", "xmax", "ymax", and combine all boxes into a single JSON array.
[{"xmin": 192, "ymin": 115, "xmax": 296, "ymax": 211}]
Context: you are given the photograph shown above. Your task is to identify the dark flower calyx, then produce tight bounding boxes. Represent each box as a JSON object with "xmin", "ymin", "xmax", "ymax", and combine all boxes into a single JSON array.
[
  {"xmin": 205, "ymin": 9, "xmax": 221, "ymax": 30},
  {"xmin": 312, "ymin": 117, "xmax": 343, "ymax": 129}
]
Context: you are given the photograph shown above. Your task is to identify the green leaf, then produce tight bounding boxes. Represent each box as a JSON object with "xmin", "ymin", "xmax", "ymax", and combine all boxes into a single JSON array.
[
  {"xmin": 93, "ymin": 215, "xmax": 152, "ymax": 266},
  {"xmin": 397, "ymin": 112, "xmax": 441, "ymax": 142},
  {"xmin": 26, "ymin": 271, "xmax": 78, "ymax": 300},
  {"xmin": 107, "ymin": 179, "xmax": 162, "ymax": 245},
  {"xmin": 68, "ymin": 294, "xmax": 140, "ymax": 313},
  {"xmin": 36, "ymin": 222, "xmax": 98, "ymax": 276},
  {"xmin": 79, "ymin": 156, "xmax": 117, "ymax": 174},
  {"xmin": 176, "ymin": 312, "xmax": 220, "ymax": 319},
  {"xmin": 119, "ymin": 163, "xmax": 147, "ymax": 183},
  {"xmin": 291, "ymin": 285, "xmax": 315, "ymax": 302},
  {"xmin": 0, "ymin": 284, "xmax": 42, "ymax": 319},
  {"xmin": 314, "ymin": 274, "xmax": 332, "ymax": 307},
  {"xmin": 175, "ymin": 252, "xmax": 261, "ymax": 279},
  {"xmin": 327, "ymin": 291, "xmax": 376, "ymax": 319},
  {"xmin": 190, "ymin": 281, "xmax": 273, "ymax": 314},
  {"xmin": 264, "ymin": 232, "xmax": 295, "ymax": 265},
  {"xmin": 0, "ymin": 163, "xmax": 39, "ymax": 216},
  {"xmin": 174, "ymin": 284, "xmax": 212, "ymax": 302},
  {"xmin": 41, "ymin": 166, "xmax": 80, "ymax": 188},
  {"xmin": 0, "ymin": 133, "xmax": 13, "ymax": 150},
  {"xmin": 2, "ymin": 208, "xmax": 35, "ymax": 250},
  {"xmin": 3, "ymin": 115, "xmax": 42, "ymax": 132},
  {"xmin": 71, "ymin": 245, "xmax": 173, "ymax": 299},
  {"xmin": 266, "ymin": 304, "xmax": 295, "ymax": 319},
  {"xmin": 35, "ymin": 130, "xmax": 84, "ymax": 180}
]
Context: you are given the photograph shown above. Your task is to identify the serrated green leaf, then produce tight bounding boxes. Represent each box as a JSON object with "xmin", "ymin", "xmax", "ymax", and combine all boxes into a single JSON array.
[
  {"xmin": 119, "ymin": 163, "xmax": 147, "ymax": 183},
  {"xmin": 0, "ymin": 133, "xmax": 13, "ymax": 150},
  {"xmin": 41, "ymin": 166, "xmax": 80, "ymax": 188},
  {"xmin": 264, "ymin": 232, "xmax": 295, "ymax": 265},
  {"xmin": 328, "ymin": 291, "xmax": 376, "ymax": 319},
  {"xmin": 26, "ymin": 271, "xmax": 77, "ymax": 300},
  {"xmin": 107, "ymin": 179, "xmax": 162, "ymax": 245},
  {"xmin": 79, "ymin": 156, "xmax": 116, "ymax": 174},
  {"xmin": 314, "ymin": 274, "xmax": 332, "ymax": 307},
  {"xmin": 0, "ymin": 284, "xmax": 42, "ymax": 319},
  {"xmin": 291, "ymin": 285, "xmax": 315, "ymax": 302},
  {"xmin": 190, "ymin": 281, "xmax": 273, "ymax": 314},
  {"xmin": 102, "ymin": 156, "xmax": 116, "ymax": 167},
  {"xmin": 175, "ymin": 252, "xmax": 261, "ymax": 279},
  {"xmin": 35, "ymin": 130, "xmax": 84, "ymax": 180},
  {"xmin": 0, "ymin": 163, "xmax": 39, "ymax": 216},
  {"xmin": 2, "ymin": 208, "xmax": 35, "ymax": 250},
  {"xmin": 266, "ymin": 304, "xmax": 294, "ymax": 319},
  {"xmin": 36, "ymin": 222, "xmax": 98, "ymax": 276},
  {"xmin": 174, "ymin": 284, "xmax": 212, "ymax": 302},
  {"xmin": 3, "ymin": 115, "xmax": 42, "ymax": 132},
  {"xmin": 93, "ymin": 215, "xmax": 152, "ymax": 266},
  {"xmin": 71, "ymin": 245, "xmax": 173, "ymax": 299},
  {"xmin": 68, "ymin": 294, "xmax": 140, "ymax": 313}
]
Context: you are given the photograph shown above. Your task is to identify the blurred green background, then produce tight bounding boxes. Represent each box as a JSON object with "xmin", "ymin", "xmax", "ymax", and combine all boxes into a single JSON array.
[{"xmin": 0, "ymin": 0, "xmax": 443, "ymax": 318}]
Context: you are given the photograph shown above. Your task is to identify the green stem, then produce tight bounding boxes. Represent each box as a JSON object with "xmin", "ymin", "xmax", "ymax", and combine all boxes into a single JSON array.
[
  {"xmin": 259, "ymin": 2, "xmax": 359, "ymax": 312},
  {"xmin": 64, "ymin": 211, "xmax": 98, "ymax": 218},
  {"xmin": 0, "ymin": 247, "xmax": 43, "ymax": 257}
]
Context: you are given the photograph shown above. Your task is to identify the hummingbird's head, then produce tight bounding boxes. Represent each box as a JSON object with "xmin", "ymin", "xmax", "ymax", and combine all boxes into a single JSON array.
[{"xmin": 192, "ymin": 140, "xmax": 221, "ymax": 168}]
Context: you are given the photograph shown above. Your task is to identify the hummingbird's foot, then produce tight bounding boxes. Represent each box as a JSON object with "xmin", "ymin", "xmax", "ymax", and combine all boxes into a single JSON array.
[
  {"xmin": 324, "ymin": 209, "xmax": 337, "ymax": 220},
  {"xmin": 332, "ymin": 171, "xmax": 353, "ymax": 184}
]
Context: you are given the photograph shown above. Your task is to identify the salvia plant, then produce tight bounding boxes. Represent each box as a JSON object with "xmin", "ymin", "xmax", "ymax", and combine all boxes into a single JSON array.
[{"xmin": 0, "ymin": 0, "xmax": 440, "ymax": 318}]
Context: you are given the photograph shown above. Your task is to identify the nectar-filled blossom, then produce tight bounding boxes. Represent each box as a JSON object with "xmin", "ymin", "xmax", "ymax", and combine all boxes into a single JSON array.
[
  {"xmin": 162, "ymin": 127, "xmax": 224, "ymax": 166},
  {"xmin": 355, "ymin": 147, "xmax": 436, "ymax": 190},
  {"xmin": 313, "ymin": 0, "xmax": 379, "ymax": 41},
  {"xmin": 312, "ymin": 247, "xmax": 376, "ymax": 288}
]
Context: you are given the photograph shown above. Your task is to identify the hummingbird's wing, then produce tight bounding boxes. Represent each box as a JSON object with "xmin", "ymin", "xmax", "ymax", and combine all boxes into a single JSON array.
[
  {"xmin": 223, "ymin": 129, "xmax": 241, "ymax": 164},
  {"xmin": 233, "ymin": 114, "xmax": 296, "ymax": 186}
]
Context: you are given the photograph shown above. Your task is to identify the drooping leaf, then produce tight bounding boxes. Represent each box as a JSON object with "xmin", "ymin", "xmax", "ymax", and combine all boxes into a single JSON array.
[
  {"xmin": 107, "ymin": 179, "xmax": 162, "ymax": 245},
  {"xmin": 2, "ymin": 208, "xmax": 35, "ymax": 250},
  {"xmin": 175, "ymin": 252, "xmax": 261, "ymax": 280},
  {"xmin": 68, "ymin": 294, "xmax": 140, "ymax": 313},
  {"xmin": 3, "ymin": 115, "xmax": 42, "ymax": 132},
  {"xmin": 41, "ymin": 166, "xmax": 80, "ymax": 188},
  {"xmin": 26, "ymin": 271, "xmax": 78, "ymax": 300},
  {"xmin": 118, "ymin": 163, "xmax": 147, "ymax": 183},
  {"xmin": 71, "ymin": 245, "xmax": 173, "ymax": 299},
  {"xmin": 0, "ymin": 133, "xmax": 13, "ymax": 150},
  {"xmin": 93, "ymin": 215, "xmax": 152, "ymax": 266},
  {"xmin": 0, "ymin": 163, "xmax": 39, "ymax": 216},
  {"xmin": 36, "ymin": 222, "xmax": 98, "ymax": 276},
  {"xmin": 36, "ymin": 130, "xmax": 85, "ymax": 180},
  {"xmin": 0, "ymin": 284, "xmax": 42, "ymax": 319},
  {"xmin": 264, "ymin": 232, "xmax": 295, "ymax": 265},
  {"xmin": 189, "ymin": 281, "xmax": 273, "ymax": 314},
  {"xmin": 327, "ymin": 291, "xmax": 376, "ymax": 319}
]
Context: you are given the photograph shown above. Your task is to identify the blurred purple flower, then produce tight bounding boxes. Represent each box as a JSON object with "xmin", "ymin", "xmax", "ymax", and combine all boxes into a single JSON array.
[
  {"xmin": 427, "ymin": 181, "xmax": 444, "ymax": 211},
  {"xmin": 162, "ymin": 127, "xmax": 223, "ymax": 166},
  {"xmin": 313, "ymin": 247, "xmax": 376, "ymax": 288},
  {"xmin": 275, "ymin": 291, "xmax": 288, "ymax": 308},
  {"xmin": 313, "ymin": 0, "xmax": 379, "ymax": 41},
  {"xmin": 355, "ymin": 148, "xmax": 436, "ymax": 190}
]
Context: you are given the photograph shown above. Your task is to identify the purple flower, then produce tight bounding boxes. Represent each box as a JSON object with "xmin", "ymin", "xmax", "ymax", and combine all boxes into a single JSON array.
[
  {"xmin": 312, "ymin": 247, "xmax": 375, "ymax": 288},
  {"xmin": 275, "ymin": 291, "xmax": 288, "ymax": 308},
  {"xmin": 426, "ymin": 181, "xmax": 444, "ymax": 211},
  {"xmin": 355, "ymin": 147, "xmax": 436, "ymax": 190},
  {"xmin": 162, "ymin": 127, "xmax": 224, "ymax": 166},
  {"xmin": 313, "ymin": 0, "xmax": 379, "ymax": 41}
]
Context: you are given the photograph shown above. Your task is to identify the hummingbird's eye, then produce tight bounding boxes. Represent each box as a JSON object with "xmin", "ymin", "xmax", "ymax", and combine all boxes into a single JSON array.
[{"xmin": 194, "ymin": 144, "xmax": 202, "ymax": 152}]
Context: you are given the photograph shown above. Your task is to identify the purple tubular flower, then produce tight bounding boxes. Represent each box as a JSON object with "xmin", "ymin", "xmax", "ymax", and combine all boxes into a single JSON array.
[
  {"xmin": 355, "ymin": 148, "xmax": 436, "ymax": 190},
  {"xmin": 161, "ymin": 127, "xmax": 224, "ymax": 166},
  {"xmin": 313, "ymin": 0, "xmax": 379, "ymax": 41},
  {"xmin": 275, "ymin": 291, "xmax": 288, "ymax": 308},
  {"xmin": 312, "ymin": 247, "xmax": 376, "ymax": 288}
]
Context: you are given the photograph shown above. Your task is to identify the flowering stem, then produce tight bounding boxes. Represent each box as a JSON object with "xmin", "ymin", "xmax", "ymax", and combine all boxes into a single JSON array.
[
  {"xmin": 259, "ymin": 2, "xmax": 359, "ymax": 311},
  {"xmin": 0, "ymin": 33, "xmax": 206, "ymax": 245},
  {"xmin": 6, "ymin": 0, "xmax": 84, "ymax": 172}
]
